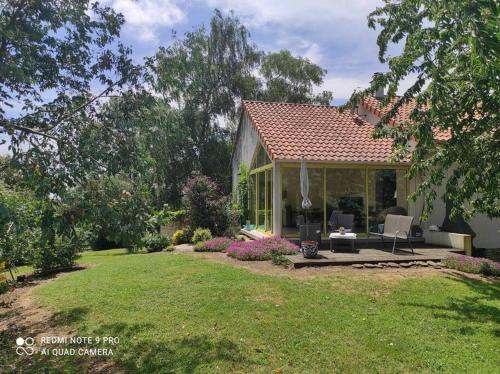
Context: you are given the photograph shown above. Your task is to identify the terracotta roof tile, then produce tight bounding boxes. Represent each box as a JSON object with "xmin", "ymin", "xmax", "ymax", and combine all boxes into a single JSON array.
[
  {"xmin": 360, "ymin": 96, "xmax": 451, "ymax": 141},
  {"xmin": 242, "ymin": 100, "xmax": 405, "ymax": 163}
]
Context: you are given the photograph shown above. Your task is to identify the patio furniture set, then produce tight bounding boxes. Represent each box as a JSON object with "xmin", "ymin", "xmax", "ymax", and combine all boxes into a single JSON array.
[{"xmin": 300, "ymin": 213, "xmax": 415, "ymax": 259}]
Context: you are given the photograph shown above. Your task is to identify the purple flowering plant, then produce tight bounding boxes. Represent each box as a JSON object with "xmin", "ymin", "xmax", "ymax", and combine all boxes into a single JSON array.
[
  {"xmin": 443, "ymin": 255, "xmax": 500, "ymax": 276},
  {"xmin": 226, "ymin": 236, "xmax": 299, "ymax": 261},
  {"xmin": 195, "ymin": 237, "xmax": 234, "ymax": 252}
]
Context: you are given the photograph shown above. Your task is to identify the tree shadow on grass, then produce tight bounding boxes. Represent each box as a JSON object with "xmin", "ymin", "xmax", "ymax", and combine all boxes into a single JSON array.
[
  {"xmin": 400, "ymin": 273, "xmax": 500, "ymax": 336},
  {"xmin": 92, "ymin": 322, "xmax": 253, "ymax": 373},
  {"xmin": 49, "ymin": 306, "xmax": 90, "ymax": 327}
]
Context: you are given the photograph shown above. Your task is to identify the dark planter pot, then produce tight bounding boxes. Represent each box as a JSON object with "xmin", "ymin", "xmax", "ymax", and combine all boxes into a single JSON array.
[{"xmin": 302, "ymin": 240, "xmax": 319, "ymax": 259}]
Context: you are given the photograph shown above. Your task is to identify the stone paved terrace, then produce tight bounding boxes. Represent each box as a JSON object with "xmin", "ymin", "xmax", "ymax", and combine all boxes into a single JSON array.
[
  {"xmin": 240, "ymin": 229, "xmax": 464, "ymax": 268},
  {"xmin": 288, "ymin": 246, "xmax": 464, "ymax": 268}
]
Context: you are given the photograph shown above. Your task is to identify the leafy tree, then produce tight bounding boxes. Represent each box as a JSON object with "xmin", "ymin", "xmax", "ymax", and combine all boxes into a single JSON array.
[
  {"xmin": 135, "ymin": 101, "xmax": 195, "ymax": 207},
  {"xmin": 258, "ymin": 50, "xmax": 333, "ymax": 104},
  {"xmin": 74, "ymin": 175, "xmax": 151, "ymax": 251},
  {"xmin": 348, "ymin": 0, "xmax": 499, "ymax": 219},
  {"xmin": 148, "ymin": 10, "xmax": 260, "ymax": 189},
  {"xmin": 0, "ymin": 0, "xmax": 140, "ymax": 193},
  {"xmin": 91, "ymin": 93, "xmax": 195, "ymax": 208}
]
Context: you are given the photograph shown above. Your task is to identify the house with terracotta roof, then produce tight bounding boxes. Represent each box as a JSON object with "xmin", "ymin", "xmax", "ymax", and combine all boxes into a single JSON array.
[
  {"xmin": 231, "ymin": 98, "xmax": 499, "ymax": 249},
  {"xmin": 356, "ymin": 93, "xmax": 499, "ymax": 249}
]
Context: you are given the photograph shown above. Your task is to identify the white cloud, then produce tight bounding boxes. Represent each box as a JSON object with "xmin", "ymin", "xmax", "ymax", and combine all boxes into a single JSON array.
[
  {"xmin": 321, "ymin": 73, "xmax": 429, "ymax": 100},
  {"xmin": 204, "ymin": 0, "xmax": 386, "ymax": 98},
  {"xmin": 205, "ymin": 0, "xmax": 380, "ymax": 28},
  {"xmin": 108, "ymin": 0, "xmax": 186, "ymax": 41},
  {"xmin": 321, "ymin": 76, "xmax": 369, "ymax": 99},
  {"xmin": 303, "ymin": 43, "xmax": 322, "ymax": 64}
]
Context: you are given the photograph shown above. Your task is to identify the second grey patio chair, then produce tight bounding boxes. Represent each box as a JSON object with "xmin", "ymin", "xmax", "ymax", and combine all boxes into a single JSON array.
[{"xmin": 369, "ymin": 214, "xmax": 414, "ymax": 254}]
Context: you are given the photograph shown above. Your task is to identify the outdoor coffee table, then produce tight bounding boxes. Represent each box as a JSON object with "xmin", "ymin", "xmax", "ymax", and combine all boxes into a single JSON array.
[{"xmin": 329, "ymin": 232, "xmax": 357, "ymax": 252}]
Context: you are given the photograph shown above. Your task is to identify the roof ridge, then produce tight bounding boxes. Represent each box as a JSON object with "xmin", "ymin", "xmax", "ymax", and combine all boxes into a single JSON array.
[{"xmin": 242, "ymin": 99, "xmax": 337, "ymax": 109}]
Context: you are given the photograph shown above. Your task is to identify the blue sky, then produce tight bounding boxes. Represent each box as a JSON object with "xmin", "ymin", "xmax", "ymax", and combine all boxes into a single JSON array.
[{"xmin": 106, "ymin": 0, "xmax": 397, "ymax": 103}]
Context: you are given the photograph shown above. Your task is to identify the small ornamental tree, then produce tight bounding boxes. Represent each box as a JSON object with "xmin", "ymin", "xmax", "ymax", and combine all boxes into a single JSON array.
[{"xmin": 182, "ymin": 175, "xmax": 234, "ymax": 236}]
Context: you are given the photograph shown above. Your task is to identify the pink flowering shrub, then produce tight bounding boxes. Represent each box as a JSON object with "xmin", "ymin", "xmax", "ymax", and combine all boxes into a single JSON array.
[
  {"xmin": 195, "ymin": 237, "xmax": 233, "ymax": 252},
  {"xmin": 227, "ymin": 236, "xmax": 299, "ymax": 261},
  {"xmin": 443, "ymin": 255, "xmax": 500, "ymax": 276}
]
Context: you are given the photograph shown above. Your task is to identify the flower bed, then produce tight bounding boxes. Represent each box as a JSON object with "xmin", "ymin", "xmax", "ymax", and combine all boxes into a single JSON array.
[
  {"xmin": 443, "ymin": 255, "xmax": 500, "ymax": 276},
  {"xmin": 227, "ymin": 236, "xmax": 299, "ymax": 261},
  {"xmin": 195, "ymin": 237, "xmax": 233, "ymax": 252}
]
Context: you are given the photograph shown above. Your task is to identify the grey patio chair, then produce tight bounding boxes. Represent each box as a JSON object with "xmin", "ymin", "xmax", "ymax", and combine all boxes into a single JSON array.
[
  {"xmin": 369, "ymin": 214, "xmax": 414, "ymax": 254},
  {"xmin": 327, "ymin": 210, "xmax": 342, "ymax": 231}
]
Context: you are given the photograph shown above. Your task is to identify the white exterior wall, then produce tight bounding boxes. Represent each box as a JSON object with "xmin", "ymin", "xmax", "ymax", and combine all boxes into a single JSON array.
[
  {"xmin": 360, "ymin": 103, "xmax": 500, "ymax": 249},
  {"xmin": 410, "ymin": 172, "xmax": 500, "ymax": 249},
  {"xmin": 231, "ymin": 113, "xmax": 259, "ymax": 196}
]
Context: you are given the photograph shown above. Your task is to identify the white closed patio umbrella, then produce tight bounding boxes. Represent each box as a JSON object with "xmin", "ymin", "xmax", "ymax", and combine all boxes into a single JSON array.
[{"xmin": 300, "ymin": 156, "xmax": 312, "ymax": 221}]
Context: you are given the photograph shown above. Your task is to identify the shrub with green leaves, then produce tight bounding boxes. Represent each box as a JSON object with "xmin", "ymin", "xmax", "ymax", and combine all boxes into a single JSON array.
[
  {"xmin": 33, "ymin": 233, "xmax": 81, "ymax": 274},
  {"xmin": 172, "ymin": 229, "xmax": 189, "ymax": 245},
  {"xmin": 235, "ymin": 163, "xmax": 249, "ymax": 225},
  {"xmin": 143, "ymin": 233, "xmax": 171, "ymax": 253},
  {"xmin": 75, "ymin": 176, "xmax": 150, "ymax": 251},
  {"xmin": 0, "ymin": 184, "xmax": 40, "ymax": 272},
  {"xmin": 182, "ymin": 175, "xmax": 234, "ymax": 236},
  {"xmin": 191, "ymin": 228, "xmax": 212, "ymax": 244},
  {"xmin": 152, "ymin": 210, "xmax": 187, "ymax": 226}
]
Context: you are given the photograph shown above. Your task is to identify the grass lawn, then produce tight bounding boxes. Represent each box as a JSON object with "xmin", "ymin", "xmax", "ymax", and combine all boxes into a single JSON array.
[{"xmin": 6, "ymin": 249, "xmax": 500, "ymax": 373}]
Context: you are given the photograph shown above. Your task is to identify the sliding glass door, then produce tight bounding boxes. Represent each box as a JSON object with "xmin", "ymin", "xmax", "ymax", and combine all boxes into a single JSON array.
[
  {"xmin": 281, "ymin": 165, "xmax": 408, "ymax": 237},
  {"xmin": 281, "ymin": 166, "xmax": 324, "ymax": 237},
  {"xmin": 367, "ymin": 169, "xmax": 407, "ymax": 232},
  {"xmin": 325, "ymin": 169, "xmax": 366, "ymax": 233}
]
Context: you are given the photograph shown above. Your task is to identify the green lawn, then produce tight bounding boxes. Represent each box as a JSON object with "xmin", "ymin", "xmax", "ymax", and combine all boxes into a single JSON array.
[{"xmin": 7, "ymin": 249, "xmax": 500, "ymax": 373}]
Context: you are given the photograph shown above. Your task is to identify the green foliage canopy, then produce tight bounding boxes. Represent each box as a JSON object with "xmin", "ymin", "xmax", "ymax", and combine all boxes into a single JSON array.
[
  {"xmin": 0, "ymin": 0, "xmax": 140, "ymax": 193},
  {"xmin": 148, "ymin": 10, "xmax": 260, "ymax": 189},
  {"xmin": 259, "ymin": 50, "xmax": 333, "ymax": 104},
  {"xmin": 348, "ymin": 0, "xmax": 500, "ymax": 219}
]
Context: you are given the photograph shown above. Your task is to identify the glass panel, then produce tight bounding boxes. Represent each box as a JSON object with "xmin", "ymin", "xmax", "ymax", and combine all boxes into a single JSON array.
[
  {"xmin": 325, "ymin": 169, "xmax": 366, "ymax": 233},
  {"xmin": 281, "ymin": 167, "xmax": 324, "ymax": 237},
  {"xmin": 367, "ymin": 169, "xmax": 407, "ymax": 232},
  {"xmin": 248, "ymin": 173, "xmax": 256, "ymax": 230},
  {"xmin": 266, "ymin": 170, "xmax": 273, "ymax": 232},
  {"xmin": 258, "ymin": 172, "xmax": 266, "ymax": 230},
  {"xmin": 253, "ymin": 142, "xmax": 271, "ymax": 168}
]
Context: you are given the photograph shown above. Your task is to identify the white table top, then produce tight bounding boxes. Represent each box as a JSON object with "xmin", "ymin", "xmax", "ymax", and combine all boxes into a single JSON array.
[{"xmin": 329, "ymin": 232, "xmax": 357, "ymax": 239}]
